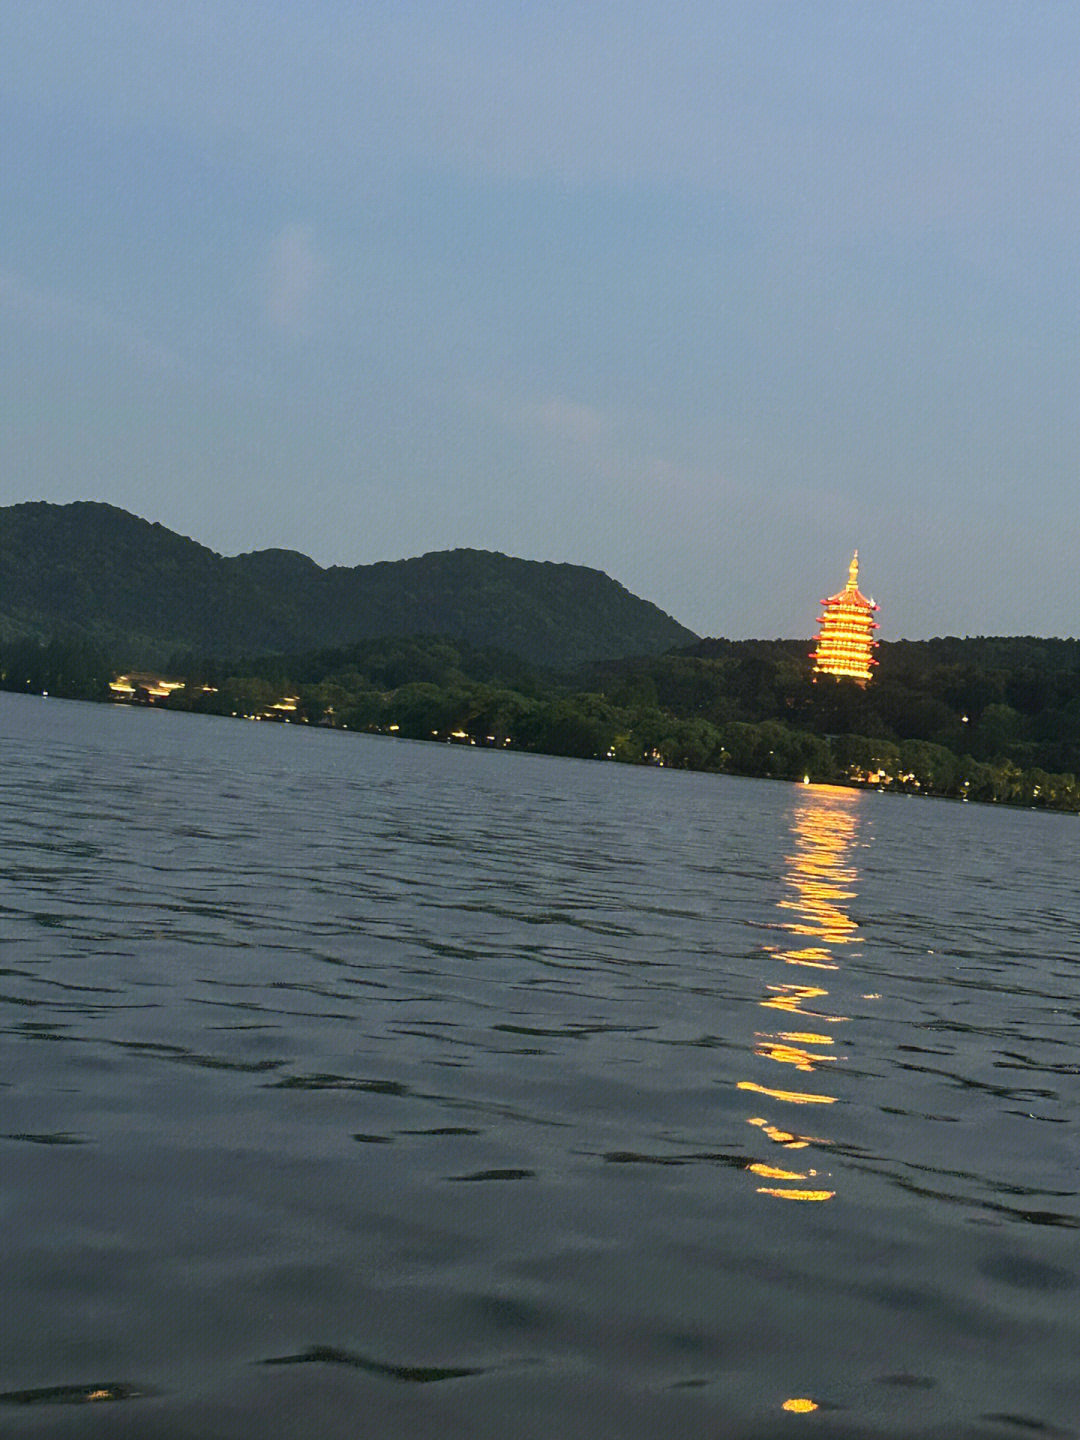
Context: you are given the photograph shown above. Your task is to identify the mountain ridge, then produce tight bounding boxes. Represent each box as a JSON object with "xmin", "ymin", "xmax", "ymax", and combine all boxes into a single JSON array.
[{"xmin": 0, "ymin": 501, "xmax": 697, "ymax": 668}]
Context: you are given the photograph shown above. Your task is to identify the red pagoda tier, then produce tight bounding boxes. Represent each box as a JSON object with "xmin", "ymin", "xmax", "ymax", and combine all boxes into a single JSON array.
[{"xmin": 811, "ymin": 551, "xmax": 879, "ymax": 685}]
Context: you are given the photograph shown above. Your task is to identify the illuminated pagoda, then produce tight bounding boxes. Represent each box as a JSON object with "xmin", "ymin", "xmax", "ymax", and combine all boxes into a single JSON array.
[{"xmin": 811, "ymin": 551, "xmax": 879, "ymax": 685}]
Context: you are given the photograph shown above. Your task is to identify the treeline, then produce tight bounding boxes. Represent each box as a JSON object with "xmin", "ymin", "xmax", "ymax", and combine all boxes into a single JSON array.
[
  {"xmin": 3, "ymin": 631, "xmax": 1080, "ymax": 813},
  {"xmin": 0, "ymin": 635, "xmax": 114, "ymax": 700}
]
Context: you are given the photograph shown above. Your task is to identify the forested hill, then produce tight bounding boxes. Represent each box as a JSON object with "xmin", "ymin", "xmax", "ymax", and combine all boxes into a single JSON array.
[{"xmin": 0, "ymin": 502, "xmax": 696, "ymax": 668}]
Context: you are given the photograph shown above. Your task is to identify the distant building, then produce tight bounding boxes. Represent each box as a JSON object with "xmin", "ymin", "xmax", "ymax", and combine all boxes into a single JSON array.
[
  {"xmin": 811, "ymin": 552, "xmax": 879, "ymax": 685},
  {"xmin": 109, "ymin": 673, "xmax": 187, "ymax": 702}
]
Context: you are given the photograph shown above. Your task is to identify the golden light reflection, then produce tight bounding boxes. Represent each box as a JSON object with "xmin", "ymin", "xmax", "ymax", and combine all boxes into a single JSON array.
[
  {"xmin": 740, "ymin": 789, "xmax": 866, "ymax": 1202},
  {"xmin": 738, "ymin": 1082, "xmax": 836, "ymax": 1105},
  {"xmin": 782, "ymin": 1397, "xmax": 820, "ymax": 1412},
  {"xmin": 758, "ymin": 1188, "xmax": 835, "ymax": 1202},
  {"xmin": 759, "ymin": 983, "xmax": 849, "ymax": 1022},
  {"xmin": 766, "ymin": 945, "xmax": 839, "ymax": 970},
  {"xmin": 753, "ymin": 1040, "xmax": 836, "ymax": 1072},
  {"xmin": 746, "ymin": 1116, "xmax": 817, "ymax": 1149}
]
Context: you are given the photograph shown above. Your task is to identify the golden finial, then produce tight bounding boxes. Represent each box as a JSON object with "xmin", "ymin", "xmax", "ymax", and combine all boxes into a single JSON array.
[{"xmin": 847, "ymin": 551, "xmax": 859, "ymax": 589}]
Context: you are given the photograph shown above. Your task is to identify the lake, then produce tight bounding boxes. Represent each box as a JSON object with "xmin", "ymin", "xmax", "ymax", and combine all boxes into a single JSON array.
[{"xmin": 1, "ymin": 691, "xmax": 1078, "ymax": 1438}]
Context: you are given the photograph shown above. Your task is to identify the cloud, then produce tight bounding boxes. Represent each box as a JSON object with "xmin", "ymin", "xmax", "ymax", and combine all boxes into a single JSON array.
[
  {"xmin": 476, "ymin": 384, "xmax": 728, "ymax": 505},
  {"xmin": 262, "ymin": 224, "xmax": 324, "ymax": 336},
  {"xmin": 506, "ymin": 394, "xmax": 611, "ymax": 447}
]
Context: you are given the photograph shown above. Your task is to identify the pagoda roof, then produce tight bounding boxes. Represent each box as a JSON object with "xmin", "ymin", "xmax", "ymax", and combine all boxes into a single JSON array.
[
  {"xmin": 822, "ymin": 586, "xmax": 876, "ymax": 608},
  {"xmin": 821, "ymin": 550, "xmax": 877, "ymax": 609}
]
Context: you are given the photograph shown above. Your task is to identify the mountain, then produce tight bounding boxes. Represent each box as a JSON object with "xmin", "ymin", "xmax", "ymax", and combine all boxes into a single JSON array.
[{"xmin": 0, "ymin": 502, "xmax": 697, "ymax": 668}]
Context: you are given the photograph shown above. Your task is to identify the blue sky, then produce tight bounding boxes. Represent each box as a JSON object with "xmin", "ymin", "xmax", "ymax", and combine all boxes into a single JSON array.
[{"xmin": 2, "ymin": 2, "xmax": 1077, "ymax": 639}]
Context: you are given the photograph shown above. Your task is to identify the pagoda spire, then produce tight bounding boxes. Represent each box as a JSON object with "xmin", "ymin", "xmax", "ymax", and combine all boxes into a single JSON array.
[{"xmin": 847, "ymin": 551, "xmax": 859, "ymax": 589}]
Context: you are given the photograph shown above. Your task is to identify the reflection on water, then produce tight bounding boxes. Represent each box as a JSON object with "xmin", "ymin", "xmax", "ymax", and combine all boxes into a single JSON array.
[{"xmin": 740, "ymin": 785, "xmax": 864, "ymax": 1203}]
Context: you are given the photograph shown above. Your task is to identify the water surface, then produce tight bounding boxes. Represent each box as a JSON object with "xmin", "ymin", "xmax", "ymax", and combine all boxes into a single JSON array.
[{"xmin": 2, "ymin": 693, "xmax": 1078, "ymax": 1437}]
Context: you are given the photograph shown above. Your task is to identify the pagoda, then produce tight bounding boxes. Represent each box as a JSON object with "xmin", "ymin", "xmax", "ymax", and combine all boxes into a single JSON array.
[{"xmin": 811, "ymin": 552, "xmax": 879, "ymax": 685}]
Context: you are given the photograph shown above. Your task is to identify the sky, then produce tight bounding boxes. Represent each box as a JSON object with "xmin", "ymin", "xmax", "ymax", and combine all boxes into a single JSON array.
[{"xmin": 2, "ymin": 2, "xmax": 1078, "ymax": 640}]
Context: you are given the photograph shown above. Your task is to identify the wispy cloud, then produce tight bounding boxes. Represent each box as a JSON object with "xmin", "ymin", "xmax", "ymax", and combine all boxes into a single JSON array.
[
  {"xmin": 500, "ymin": 393, "xmax": 611, "ymax": 447},
  {"xmin": 476, "ymin": 384, "xmax": 726, "ymax": 503},
  {"xmin": 262, "ymin": 224, "xmax": 324, "ymax": 336}
]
